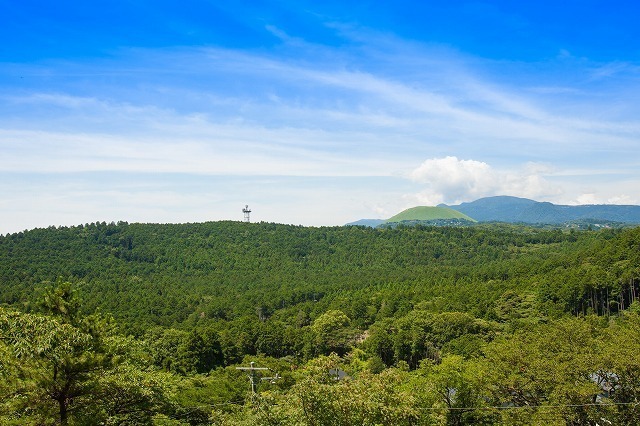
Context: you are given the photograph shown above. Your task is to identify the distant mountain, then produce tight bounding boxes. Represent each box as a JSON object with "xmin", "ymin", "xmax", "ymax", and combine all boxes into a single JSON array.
[
  {"xmin": 344, "ymin": 206, "xmax": 475, "ymax": 228},
  {"xmin": 385, "ymin": 206, "xmax": 476, "ymax": 223},
  {"xmin": 345, "ymin": 219, "xmax": 386, "ymax": 227},
  {"xmin": 445, "ymin": 196, "xmax": 640, "ymax": 224},
  {"xmin": 346, "ymin": 196, "xmax": 640, "ymax": 227}
]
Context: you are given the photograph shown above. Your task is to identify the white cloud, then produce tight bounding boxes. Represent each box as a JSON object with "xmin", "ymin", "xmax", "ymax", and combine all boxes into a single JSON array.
[
  {"xmin": 571, "ymin": 192, "xmax": 637, "ymax": 206},
  {"xmin": 574, "ymin": 193, "xmax": 600, "ymax": 205},
  {"xmin": 407, "ymin": 156, "xmax": 561, "ymax": 205}
]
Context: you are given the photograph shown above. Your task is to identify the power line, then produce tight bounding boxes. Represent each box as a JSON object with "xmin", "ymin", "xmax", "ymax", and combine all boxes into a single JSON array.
[
  {"xmin": 416, "ymin": 401, "xmax": 640, "ymax": 411},
  {"xmin": 178, "ymin": 398, "xmax": 639, "ymax": 412}
]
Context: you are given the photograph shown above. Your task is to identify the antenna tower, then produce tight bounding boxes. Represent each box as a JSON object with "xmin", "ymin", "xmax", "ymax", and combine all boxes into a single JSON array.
[{"xmin": 242, "ymin": 205, "xmax": 252, "ymax": 223}]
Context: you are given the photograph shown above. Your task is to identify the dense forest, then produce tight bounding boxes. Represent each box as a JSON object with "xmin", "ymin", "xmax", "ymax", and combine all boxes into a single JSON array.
[{"xmin": 2, "ymin": 221, "xmax": 640, "ymax": 425}]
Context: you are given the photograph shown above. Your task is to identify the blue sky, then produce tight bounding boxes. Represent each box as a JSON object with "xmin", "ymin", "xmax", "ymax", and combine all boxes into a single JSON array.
[{"xmin": 1, "ymin": 1, "xmax": 639, "ymax": 233}]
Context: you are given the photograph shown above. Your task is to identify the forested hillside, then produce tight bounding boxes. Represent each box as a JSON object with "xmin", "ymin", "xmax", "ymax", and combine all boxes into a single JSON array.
[
  {"xmin": 447, "ymin": 196, "xmax": 640, "ymax": 224},
  {"xmin": 384, "ymin": 206, "xmax": 476, "ymax": 223},
  {"xmin": 2, "ymin": 221, "xmax": 640, "ymax": 424}
]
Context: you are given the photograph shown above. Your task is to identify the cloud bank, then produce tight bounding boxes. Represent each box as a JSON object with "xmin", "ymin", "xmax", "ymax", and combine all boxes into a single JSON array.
[{"xmin": 408, "ymin": 156, "xmax": 562, "ymax": 206}]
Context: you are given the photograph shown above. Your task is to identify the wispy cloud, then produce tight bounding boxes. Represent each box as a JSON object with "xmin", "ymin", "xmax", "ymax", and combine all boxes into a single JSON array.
[{"xmin": 5, "ymin": 43, "xmax": 638, "ymax": 166}]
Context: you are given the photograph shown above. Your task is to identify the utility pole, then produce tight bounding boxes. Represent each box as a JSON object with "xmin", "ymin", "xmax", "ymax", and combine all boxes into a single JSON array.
[
  {"xmin": 236, "ymin": 361, "xmax": 269, "ymax": 394},
  {"xmin": 261, "ymin": 372, "xmax": 281, "ymax": 388}
]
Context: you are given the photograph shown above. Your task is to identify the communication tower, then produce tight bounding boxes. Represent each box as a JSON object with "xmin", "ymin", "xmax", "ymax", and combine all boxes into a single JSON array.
[{"xmin": 242, "ymin": 205, "xmax": 252, "ymax": 223}]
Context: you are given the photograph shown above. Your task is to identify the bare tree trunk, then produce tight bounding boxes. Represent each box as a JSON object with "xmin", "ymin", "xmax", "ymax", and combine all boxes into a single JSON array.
[{"xmin": 58, "ymin": 397, "xmax": 68, "ymax": 426}]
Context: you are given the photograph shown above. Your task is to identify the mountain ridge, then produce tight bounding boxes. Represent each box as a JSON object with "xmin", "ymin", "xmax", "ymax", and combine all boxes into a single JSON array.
[
  {"xmin": 385, "ymin": 206, "xmax": 476, "ymax": 223},
  {"xmin": 446, "ymin": 196, "xmax": 640, "ymax": 224},
  {"xmin": 347, "ymin": 196, "xmax": 640, "ymax": 226}
]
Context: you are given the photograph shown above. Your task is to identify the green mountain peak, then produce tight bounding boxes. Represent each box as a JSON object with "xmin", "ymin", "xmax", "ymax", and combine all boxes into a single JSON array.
[{"xmin": 385, "ymin": 206, "xmax": 476, "ymax": 223}]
